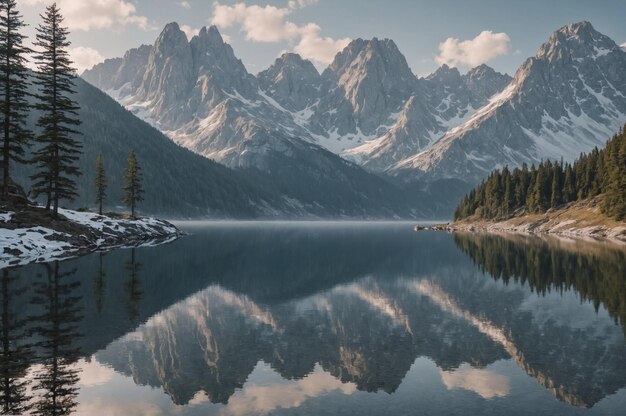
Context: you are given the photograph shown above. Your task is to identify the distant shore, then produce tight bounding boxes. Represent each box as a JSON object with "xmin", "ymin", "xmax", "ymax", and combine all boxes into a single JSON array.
[
  {"xmin": 417, "ymin": 199, "xmax": 626, "ymax": 244},
  {"xmin": 1, "ymin": 204, "xmax": 183, "ymax": 268}
]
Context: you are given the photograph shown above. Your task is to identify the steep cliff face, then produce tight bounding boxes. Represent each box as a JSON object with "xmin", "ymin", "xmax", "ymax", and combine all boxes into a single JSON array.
[
  {"xmin": 257, "ymin": 52, "xmax": 322, "ymax": 111},
  {"xmin": 345, "ymin": 64, "xmax": 512, "ymax": 171},
  {"xmin": 83, "ymin": 26, "xmax": 510, "ymax": 174}
]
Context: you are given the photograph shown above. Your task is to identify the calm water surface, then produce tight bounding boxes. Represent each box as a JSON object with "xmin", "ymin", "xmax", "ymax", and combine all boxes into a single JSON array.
[{"xmin": 1, "ymin": 222, "xmax": 626, "ymax": 415}]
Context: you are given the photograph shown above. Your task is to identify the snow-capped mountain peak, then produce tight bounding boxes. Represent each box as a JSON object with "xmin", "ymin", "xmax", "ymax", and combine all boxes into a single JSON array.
[
  {"xmin": 83, "ymin": 21, "xmax": 626, "ymax": 189},
  {"xmin": 536, "ymin": 21, "xmax": 619, "ymax": 62},
  {"xmin": 257, "ymin": 52, "xmax": 321, "ymax": 112},
  {"xmin": 390, "ymin": 21, "xmax": 626, "ymax": 183}
]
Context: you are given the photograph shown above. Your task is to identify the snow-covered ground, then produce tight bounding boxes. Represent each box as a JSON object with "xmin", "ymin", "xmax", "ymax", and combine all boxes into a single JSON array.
[{"xmin": 1, "ymin": 207, "xmax": 181, "ymax": 269}]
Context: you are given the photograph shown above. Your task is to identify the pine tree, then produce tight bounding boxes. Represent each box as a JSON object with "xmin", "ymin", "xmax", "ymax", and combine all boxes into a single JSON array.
[
  {"xmin": 514, "ymin": 163, "xmax": 529, "ymax": 207},
  {"xmin": 537, "ymin": 161, "xmax": 552, "ymax": 212},
  {"xmin": 562, "ymin": 163, "xmax": 575, "ymax": 203},
  {"xmin": 602, "ymin": 128, "xmax": 626, "ymax": 219},
  {"xmin": 550, "ymin": 162, "xmax": 562, "ymax": 208},
  {"xmin": 30, "ymin": 3, "xmax": 81, "ymax": 217},
  {"xmin": 93, "ymin": 153, "xmax": 106, "ymax": 215},
  {"xmin": 122, "ymin": 151, "xmax": 143, "ymax": 218},
  {"xmin": 526, "ymin": 164, "xmax": 538, "ymax": 213},
  {"xmin": 575, "ymin": 155, "xmax": 587, "ymax": 200},
  {"xmin": 502, "ymin": 167, "xmax": 513, "ymax": 217},
  {"xmin": 0, "ymin": 0, "xmax": 32, "ymax": 198},
  {"xmin": 589, "ymin": 148, "xmax": 602, "ymax": 196}
]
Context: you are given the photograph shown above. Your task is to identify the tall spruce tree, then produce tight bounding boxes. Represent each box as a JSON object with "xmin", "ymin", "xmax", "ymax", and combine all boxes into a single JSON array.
[
  {"xmin": 0, "ymin": 0, "xmax": 31, "ymax": 198},
  {"xmin": 562, "ymin": 163, "xmax": 576, "ymax": 203},
  {"xmin": 602, "ymin": 129, "xmax": 626, "ymax": 219},
  {"xmin": 550, "ymin": 162, "xmax": 562, "ymax": 208},
  {"xmin": 93, "ymin": 153, "xmax": 106, "ymax": 215},
  {"xmin": 30, "ymin": 3, "xmax": 81, "ymax": 216},
  {"xmin": 122, "ymin": 151, "xmax": 143, "ymax": 218},
  {"xmin": 502, "ymin": 167, "xmax": 513, "ymax": 217}
]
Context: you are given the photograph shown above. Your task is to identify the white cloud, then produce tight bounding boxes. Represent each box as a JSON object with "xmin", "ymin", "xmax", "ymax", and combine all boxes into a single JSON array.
[
  {"xmin": 179, "ymin": 1, "xmax": 191, "ymax": 9},
  {"xmin": 23, "ymin": 0, "xmax": 150, "ymax": 31},
  {"xmin": 440, "ymin": 365, "xmax": 510, "ymax": 399},
  {"xmin": 210, "ymin": 1, "xmax": 349, "ymax": 65},
  {"xmin": 69, "ymin": 46, "xmax": 105, "ymax": 73},
  {"xmin": 621, "ymin": 42, "xmax": 626, "ymax": 50},
  {"xmin": 76, "ymin": 357, "xmax": 116, "ymax": 387},
  {"xmin": 288, "ymin": 0, "xmax": 319, "ymax": 9},
  {"xmin": 180, "ymin": 25, "xmax": 200, "ymax": 40},
  {"xmin": 435, "ymin": 30, "xmax": 510, "ymax": 67},
  {"xmin": 76, "ymin": 399, "xmax": 165, "ymax": 416},
  {"xmin": 224, "ymin": 363, "xmax": 356, "ymax": 416},
  {"xmin": 294, "ymin": 23, "xmax": 350, "ymax": 65},
  {"xmin": 211, "ymin": 3, "xmax": 298, "ymax": 42}
]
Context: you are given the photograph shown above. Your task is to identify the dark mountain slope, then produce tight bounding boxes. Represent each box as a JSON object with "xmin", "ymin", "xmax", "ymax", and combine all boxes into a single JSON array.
[{"xmin": 15, "ymin": 77, "xmax": 284, "ymax": 218}]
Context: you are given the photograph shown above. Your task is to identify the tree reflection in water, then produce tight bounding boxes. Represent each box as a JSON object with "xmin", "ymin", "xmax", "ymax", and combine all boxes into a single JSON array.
[{"xmin": 30, "ymin": 262, "xmax": 82, "ymax": 416}]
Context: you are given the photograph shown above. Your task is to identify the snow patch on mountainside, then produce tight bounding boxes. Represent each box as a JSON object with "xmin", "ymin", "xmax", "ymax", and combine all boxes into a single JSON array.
[
  {"xmin": 391, "ymin": 22, "xmax": 626, "ymax": 182},
  {"xmin": 85, "ymin": 21, "xmax": 626, "ymax": 185}
]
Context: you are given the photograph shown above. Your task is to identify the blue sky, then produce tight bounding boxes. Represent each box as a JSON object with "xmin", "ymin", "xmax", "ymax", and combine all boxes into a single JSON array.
[{"xmin": 21, "ymin": 0, "xmax": 626, "ymax": 75}]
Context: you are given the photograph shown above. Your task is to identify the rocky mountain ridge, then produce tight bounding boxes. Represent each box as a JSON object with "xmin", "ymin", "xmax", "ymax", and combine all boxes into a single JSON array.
[
  {"xmin": 82, "ymin": 23, "xmax": 510, "ymax": 176},
  {"xmin": 83, "ymin": 20, "xmax": 626, "ymax": 196},
  {"xmin": 394, "ymin": 21, "xmax": 626, "ymax": 182}
]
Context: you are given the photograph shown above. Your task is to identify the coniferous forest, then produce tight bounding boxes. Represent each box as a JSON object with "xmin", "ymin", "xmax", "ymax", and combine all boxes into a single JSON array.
[{"xmin": 454, "ymin": 125, "xmax": 626, "ymax": 221}]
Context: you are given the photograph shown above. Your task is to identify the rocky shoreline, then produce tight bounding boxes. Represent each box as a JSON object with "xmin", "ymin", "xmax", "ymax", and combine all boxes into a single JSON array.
[
  {"xmin": 1, "ymin": 204, "xmax": 183, "ymax": 268},
  {"xmin": 415, "ymin": 198, "xmax": 626, "ymax": 244},
  {"xmin": 416, "ymin": 217, "xmax": 626, "ymax": 244}
]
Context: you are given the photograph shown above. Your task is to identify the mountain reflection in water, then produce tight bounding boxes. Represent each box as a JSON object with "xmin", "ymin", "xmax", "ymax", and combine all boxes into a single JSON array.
[{"xmin": 1, "ymin": 222, "xmax": 625, "ymax": 415}]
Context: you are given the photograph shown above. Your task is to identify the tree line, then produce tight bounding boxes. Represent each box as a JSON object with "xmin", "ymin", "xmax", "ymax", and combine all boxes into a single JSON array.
[
  {"xmin": 454, "ymin": 125, "xmax": 626, "ymax": 221},
  {"xmin": 0, "ymin": 1, "xmax": 143, "ymax": 218}
]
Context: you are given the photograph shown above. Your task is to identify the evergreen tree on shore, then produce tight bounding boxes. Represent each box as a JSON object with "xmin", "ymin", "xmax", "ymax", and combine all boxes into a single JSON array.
[
  {"xmin": 30, "ymin": 3, "xmax": 81, "ymax": 216},
  {"xmin": 93, "ymin": 153, "xmax": 106, "ymax": 215},
  {"xmin": 122, "ymin": 151, "xmax": 143, "ymax": 218},
  {"xmin": 550, "ymin": 161, "xmax": 562, "ymax": 209},
  {"xmin": 602, "ymin": 126, "xmax": 626, "ymax": 219},
  {"xmin": 454, "ymin": 125, "xmax": 626, "ymax": 221},
  {"xmin": 0, "ymin": 0, "xmax": 31, "ymax": 198}
]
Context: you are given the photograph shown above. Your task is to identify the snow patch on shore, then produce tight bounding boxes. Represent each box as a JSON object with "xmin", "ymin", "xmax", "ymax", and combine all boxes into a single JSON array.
[
  {"xmin": 0, "ymin": 226, "xmax": 73, "ymax": 267},
  {"xmin": 1, "ymin": 208, "xmax": 181, "ymax": 269},
  {"xmin": 58, "ymin": 208, "xmax": 178, "ymax": 236}
]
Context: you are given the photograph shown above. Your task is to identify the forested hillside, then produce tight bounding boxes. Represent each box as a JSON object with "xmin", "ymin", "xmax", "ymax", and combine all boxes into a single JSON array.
[{"xmin": 454, "ymin": 126, "xmax": 626, "ymax": 221}]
